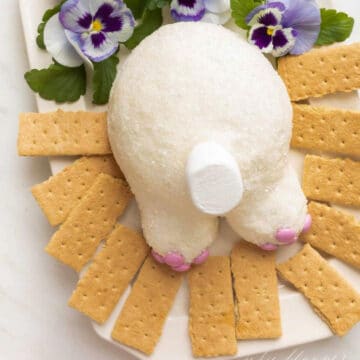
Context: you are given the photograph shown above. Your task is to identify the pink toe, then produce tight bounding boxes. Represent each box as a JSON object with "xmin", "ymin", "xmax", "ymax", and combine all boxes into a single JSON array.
[
  {"xmin": 260, "ymin": 243, "xmax": 278, "ymax": 251},
  {"xmin": 164, "ymin": 252, "xmax": 185, "ymax": 267},
  {"xmin": 172, "ymin": 263, "xmax": 191, "ymax": 272},
  {"xmin": 276, "ymin": 228, "xmax": 297, "ymax": 244},
  {"xmin": 302, "ymin": 214, "xmax": 312, "ymax": 233},
  {"xmin": 151, "ymin": 250, "xmax": 165, "ymax": 264},
  {"xmin": 192, "ymin": 249, "xmax": 210, "ymax": 265}
]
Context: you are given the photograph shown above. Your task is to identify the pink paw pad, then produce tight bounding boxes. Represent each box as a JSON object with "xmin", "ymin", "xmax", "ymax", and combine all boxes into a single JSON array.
[
  {"xmin": 192, "ymin": 249, "xmax": 210, "ymax": 265},
  {"xmin": 260, "ymin": 243, "xmax": 278, "ymax": 251},
  {"xmin": 164, "ymin": 252, "xmax": 185, "ymax": 267},
  {"xmin": 172, "ymin": 263, "xmax": 191, "ymax": 272},
  {"xmin": 302, "ymin": 214, "xmax": 312, "ymax": 233},
  {"xmin": 151, "ymin": 249, "xmax": 211, "ymax": 272},
  {"xmin": 151, "ymin": 250, "xmax": 165, "ymax": 264},
  {"xmin": 276, "ymin": 228, "xmax": 297, "ymax": 245}
]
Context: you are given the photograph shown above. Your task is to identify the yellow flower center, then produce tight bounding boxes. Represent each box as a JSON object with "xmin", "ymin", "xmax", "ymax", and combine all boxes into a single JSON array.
[
  {"xmin": 92, "ymin": 19, "xmax": 103, "ymax": 32},
  {"xmin": 267, "ymin": 27, "xmax": 274, "ymax": 36}
]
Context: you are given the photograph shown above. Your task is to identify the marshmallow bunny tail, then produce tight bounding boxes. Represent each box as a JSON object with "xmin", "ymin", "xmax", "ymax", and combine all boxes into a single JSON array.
[{"xmin": 186, "ymin": 142, "xmax": 243, "ymax": 216}]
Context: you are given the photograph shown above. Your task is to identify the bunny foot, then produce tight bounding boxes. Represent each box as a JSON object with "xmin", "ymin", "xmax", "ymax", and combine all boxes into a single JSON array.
[
  {"xmin": 151, "ymin": 249, "xmax": 210, "ymax": 272},
  {"xmin": 260, "ymin": 214, "xmax": 312, "ymax": 251}
]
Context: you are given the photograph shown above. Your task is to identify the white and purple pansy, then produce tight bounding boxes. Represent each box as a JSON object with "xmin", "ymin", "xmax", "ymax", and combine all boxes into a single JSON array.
[
  {"xmin": 170, "ymin": 0, "xmax": 231, "ymax": 25},
  {"xmin": 246, "ymin": 0, "xmax": 321, "ymax": 57},
  {"xmin": 44, "ymin": 0, "xmax": 135, "ymax": 67}
]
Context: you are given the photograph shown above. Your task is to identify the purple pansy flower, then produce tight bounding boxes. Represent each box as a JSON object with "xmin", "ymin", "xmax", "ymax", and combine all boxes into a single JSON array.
[
  {"xmin": 170, "ymin": 0, "xmax": 231, "ymax": 25},
  {"xmin": 44, "ymin": 0, "xmax": 135, "ymax": 66},
  {"xmin": 246, "ymin": 0, "xmax": 321, "ymax": 57},
  {"xmin": 60, "ymin": 0, "xmax": 135, "ymax": 62}
]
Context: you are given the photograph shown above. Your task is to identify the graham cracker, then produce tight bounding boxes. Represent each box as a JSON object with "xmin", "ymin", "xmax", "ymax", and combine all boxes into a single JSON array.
[
  {"xmin": 277, "ymin": 244, "xmax": 360, "ymax": 336},
  {"xmin": 302, "ymin": 155, "xmax": 360, "ymax": 207},
  {"xmin": 278, "ymin": 43, "xmax": 360, "ymax": 101},
  {"xmin": 111, "ymin": 256, "xmax": 183, "ymax": 355},
  {"xmin": 69, "ymin": 225, "xmax": 149, "ymax": 323},
  {"xmin": 32, "ymin": 156, "xmax": 123, "ymax": 226},
  {"xmin": 301, "ymin": 202, "xmax": 360, "ymax": 269},
  {"xmin": 46, "ymin": 174, "xmax": 132, "ymax": 272},
  {"xmin": 18, "ymin": 110, "xmax": 111, "ymax": 156},
  {"xmin": 291, "ymin": 104, "xmax": 360, "ymax": 157},
  {"xmin": 188, "ymin": 256, "xmax": 237, "ymax": 358},
  {"xmin": 231, "ymin": 242, "xmax": 281, "ymax": 339}
]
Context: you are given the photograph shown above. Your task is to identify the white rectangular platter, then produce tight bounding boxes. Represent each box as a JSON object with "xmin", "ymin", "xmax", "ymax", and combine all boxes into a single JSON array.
[{"xmin": 19, "ymin": 0, "xmax": 360, "ymax": 359}]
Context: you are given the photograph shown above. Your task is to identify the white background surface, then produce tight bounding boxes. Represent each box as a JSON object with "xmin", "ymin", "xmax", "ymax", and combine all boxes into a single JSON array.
[{"xmin": 0, "ymin": 0, "xmax": 359, "ymax": 359}]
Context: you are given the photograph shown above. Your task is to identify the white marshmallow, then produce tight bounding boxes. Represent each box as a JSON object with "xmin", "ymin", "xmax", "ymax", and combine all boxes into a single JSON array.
[{"xmin": 186, "ymin": 142, "xmax": 243, "ymax": 216}]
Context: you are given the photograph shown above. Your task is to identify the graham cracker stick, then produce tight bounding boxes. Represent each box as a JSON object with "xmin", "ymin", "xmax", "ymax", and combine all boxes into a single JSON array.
[
  {"xmin": 291, "ymin": 104, "xmax": 360, "ymax": 157},
  {"xmin": 69, "ymin": 225, "xmax": 149, "ymax": 323},
  {"xmin": 278, "ymin": 43, "xmax": 360, "ymax": 101},
  {"xmin": 302, "ymin": 155, "xmax": 360, "ymax": 207},
  {"xmin": 18, "ymin": 110, "xmax": 111, "ymax": 156},
  {"xmin": 111, "ymin": 256, "xmax": 183, "ymax": 355},
  {"xmin": 188, "ymin": 256, "xmax": 237, "ymax": 358},
  {"xmin": 46, "ymin": 174, "xmax": 132, "ymax": 272},
  {"xmin": 32, "ymin": 156, "xmax": 123, "ymax": 226},
  {"xmin": 231, "ymin": 242, "xmax": 281, "ymax": 339},
  {"xmin": 277, "ymin": 244, "xmax": 360, "ymax": 336},
  {"xmin": 301, "ymin": 202, "xmax": 360, "ymax": 269}
]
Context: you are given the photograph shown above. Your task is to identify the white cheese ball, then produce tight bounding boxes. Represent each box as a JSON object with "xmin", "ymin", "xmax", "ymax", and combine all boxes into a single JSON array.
[{"xmin": 108, "ymin": 22, "xmax": 306, "ymax": 262}]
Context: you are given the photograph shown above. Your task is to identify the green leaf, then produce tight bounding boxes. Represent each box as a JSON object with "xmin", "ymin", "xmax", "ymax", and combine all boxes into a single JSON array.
[
  {"xmin": 124, "ymin": 0, "xmax": 147, "ymax": 19},
  {"xmin": 125, "ymin": 8, "xmax": 163, "ymax": 50},
  {"xmin": 145, "ymin": 0, "xmax": 170, "ymax": 11},
  {"xmin": 36, "ymin": 1, "xmax": 66, "ymax": 50},
  {"xmin": 124, "ymin": 0, "xmax": 168, "ymax": 18},
  {"xmin": 25, "ymin": 62, "xmax": 86, "ymax": 103},
  {"xmin": 231, "ymin": 0, "xmax": 264, "ymax": 30},
  {"xmin": 316, "ymin": 9, "xmax": 354, "ymax": 46},
  {"xmin": 92, "ymin": 54, "xmax": 120, "ymax": 105}
]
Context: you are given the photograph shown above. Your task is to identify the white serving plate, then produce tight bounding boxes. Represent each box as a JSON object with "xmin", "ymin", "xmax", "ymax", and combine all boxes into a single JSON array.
[{"xmin": 19, "ymin": 0, "xmax": 360, "ymax": 359}]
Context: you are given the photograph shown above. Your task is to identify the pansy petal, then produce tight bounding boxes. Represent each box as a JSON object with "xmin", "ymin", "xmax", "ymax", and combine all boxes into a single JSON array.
[
  {"xmin": 247, "ymin": 8, "xmax": 282, "ymax": 27},
  {"xmin": 114, "ymin": 0, "xmax": 127, "ymax": 10},
  {"xmin": 44, "ymin": 14, "xmax": 83, "ymax": 67},
  {"xmin": 79, "ymin": 31, "xmax": 119, "ymax": 62},
  {"xmin": 201, "ymin": 10, "xmax": 231, "ymax": 24},
  {"xmin": 95, "ymin": 3, "xmax": 123, "ymax": 32},
  {"xmin": 204, "ymin": 0, "xmax": 229, "ymax": 14},
  {"xmin": 88, "ymin": 0, "xmax": 128, "ymax": 14},
  {"xmin": 88, "ymin": 0, "xmax": 112, "ymax": 14},
  {"xmin": 65, "ymin": 30, "xmax": 94, "ymax": 69},
  {"xmin": 281, "ymin": 0, "xmax": 320, "ymax": 27},
  {"xmin": 290, "ymin": 26, "xmax": 319, "ymax": 55},
  {"xmin": 280, "ymin": 0, "xmax": 320, "ymax": 55},
  {"xmin": 248, "ymin": 24, "xmax": 273, "ymax": 53},
  {"xmin": 246, "ymin": 2, "xmax": 285, "ymax": 25},
  {"xmin": 259, "ymin": 10, "xmax": 280, "ymax": 26},
  {"xmin": 95, "ymin": 4, "xmax": 135, "ymax": 34},
  {"xmin": 94, "ymin": 2, "xmax": 114, "ymax": 19},
  {"xmin": 272, "ymin": 27, "xmax": 296, "ymax": 57},
  {"xmin": 60, "ymin": 0, "xmax": 92, "ymax": 32},
  {"xmin": 108, "ymin": 12, "xmax": 135, "ymax": 42},
  {"xmin": 170, "ymin": 0, "xmax": 206, "ymax": 22}
]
